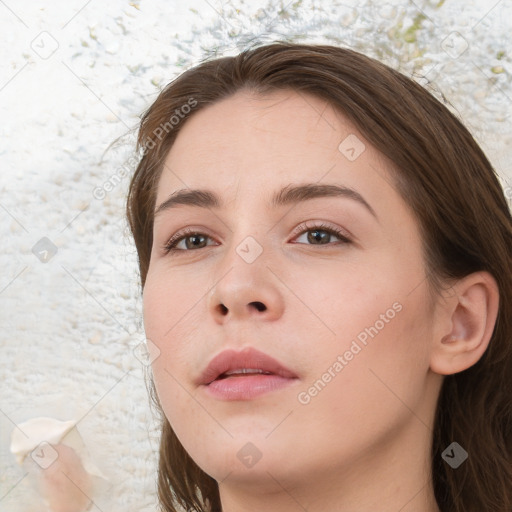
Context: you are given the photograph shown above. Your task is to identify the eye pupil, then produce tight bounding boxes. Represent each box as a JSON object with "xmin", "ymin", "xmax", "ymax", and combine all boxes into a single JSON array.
[
  {"xmin": 186, "ymin": 234, "xmax": 206, "ymax": 249},
  {"xmin": 308, "ymin": 229, "xmax": 329, "ymax": 244}
]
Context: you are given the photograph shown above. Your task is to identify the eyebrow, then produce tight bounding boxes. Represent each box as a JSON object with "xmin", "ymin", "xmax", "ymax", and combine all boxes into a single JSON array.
[{"xmin": 154, "ymin": 183, "xmax": 377, "ymax": 219}]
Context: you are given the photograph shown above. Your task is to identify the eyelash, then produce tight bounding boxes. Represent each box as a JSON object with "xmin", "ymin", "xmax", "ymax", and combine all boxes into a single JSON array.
[{"xmin": 161, "ymin": 222, "xmax": 352, "ymax": 255}]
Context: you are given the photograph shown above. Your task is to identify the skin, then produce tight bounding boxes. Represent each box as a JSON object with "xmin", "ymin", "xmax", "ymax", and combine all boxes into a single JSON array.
[
  {"xmin": 38, "ymin": 443, "xmax": 92, "ymax": 512},
  {"xmin": 142, "ymin": 89, "xmax": 499, "ymax": 512}
]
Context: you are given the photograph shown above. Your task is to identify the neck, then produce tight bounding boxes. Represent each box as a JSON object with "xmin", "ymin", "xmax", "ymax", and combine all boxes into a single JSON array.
[{"xmin": 218, "ymin": 418, "xmax": 441, "ymax": 512}]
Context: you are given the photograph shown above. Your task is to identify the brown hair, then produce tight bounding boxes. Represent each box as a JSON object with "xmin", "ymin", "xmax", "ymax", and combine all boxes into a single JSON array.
[{"xmin": 126, "ymin": 41, "xmax": 512, "ymax": 511}]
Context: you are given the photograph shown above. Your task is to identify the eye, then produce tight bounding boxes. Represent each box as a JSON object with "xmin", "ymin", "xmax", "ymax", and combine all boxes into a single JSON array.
[
  {"xmin": 291, "ymin": 221, "xmax": 352, "ymax": 246},
  {"xmin": 161, "ymin": 222, "xmax": 351, "ymax": 255},
  {"xmin": 162, "ymin": 227, "xmax": 217, "ymax": 254}
]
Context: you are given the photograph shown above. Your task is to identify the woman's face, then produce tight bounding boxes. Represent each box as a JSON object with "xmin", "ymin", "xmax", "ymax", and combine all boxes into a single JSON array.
[{"xmin": 143, "ymin": 90, "xmax": 442, "ymax": 492}]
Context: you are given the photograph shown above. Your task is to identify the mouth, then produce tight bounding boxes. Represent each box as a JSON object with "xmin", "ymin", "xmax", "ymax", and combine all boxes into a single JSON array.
[
  {"xmin": 216, "ymin": 368, "xmax": 274, "ymax": 379},
  {"xmin": 198, "ymin": 347, "xmax": 299, "ymax": 401}
]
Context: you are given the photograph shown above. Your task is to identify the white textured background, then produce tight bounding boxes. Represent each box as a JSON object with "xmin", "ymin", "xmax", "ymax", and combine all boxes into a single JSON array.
[{"xmin": 1, "ymin": 1, "xmax": 511, "ymax": 511}]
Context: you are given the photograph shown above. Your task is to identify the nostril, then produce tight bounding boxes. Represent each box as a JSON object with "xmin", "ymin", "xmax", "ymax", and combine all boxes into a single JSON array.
[
  {"xmin": 251, "ymin": 301, "xmax": 266, "ymax": 312},
  {"xmin": 216, "ymin": 302, "xmax": 266, "ymax": 314},
  {"xmin": 218, "ymin": 304, "xmax": 228, "ymax": 315}
]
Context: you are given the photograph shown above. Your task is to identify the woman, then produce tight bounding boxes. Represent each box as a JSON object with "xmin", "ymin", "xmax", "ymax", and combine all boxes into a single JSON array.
[{"xmin": 126, "ymin": 42, "xmax": 512, "ymax": 511}]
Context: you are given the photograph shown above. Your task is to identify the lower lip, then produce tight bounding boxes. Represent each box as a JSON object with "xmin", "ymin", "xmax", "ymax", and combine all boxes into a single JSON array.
[{"xmin": 203, "ymin": 374, "xmax": 298, "ymax": 400}]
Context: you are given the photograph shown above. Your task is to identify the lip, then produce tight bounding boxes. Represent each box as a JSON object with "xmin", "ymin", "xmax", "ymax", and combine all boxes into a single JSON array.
[{"xmin": 198, "ymin": 347, "xmax": 299, "ymax": 401}]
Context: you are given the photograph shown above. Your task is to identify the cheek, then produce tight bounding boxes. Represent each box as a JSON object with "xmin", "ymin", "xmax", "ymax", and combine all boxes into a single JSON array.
[
  {"xmin": 142, "ymin": 266, "xmax": 208, "ymax": 350},
  {"xmin": 293, "ymin": 297, "xmax": 432, "ymax": 449},
  {"xmin": 293, "ymin": 257, "xmax": 400, "ymax": 341},
  {"xmin": 295, "ymin": 259, "xmax": 433, "ymax": 410},
  {"xmin": 142, "ymin": 271, "xmax": 201, "ymax": 404}
]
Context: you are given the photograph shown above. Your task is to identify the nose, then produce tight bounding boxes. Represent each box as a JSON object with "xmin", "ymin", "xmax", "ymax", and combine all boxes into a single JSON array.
[{"xmin": 207, "ymin": 245, "xmax": 285, "ymax": 324}]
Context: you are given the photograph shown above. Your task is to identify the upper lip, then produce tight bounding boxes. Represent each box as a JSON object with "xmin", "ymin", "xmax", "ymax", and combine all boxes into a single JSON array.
[{"xmin": 198, "ymin": 347, "xmax": 298, "ymax": 385}]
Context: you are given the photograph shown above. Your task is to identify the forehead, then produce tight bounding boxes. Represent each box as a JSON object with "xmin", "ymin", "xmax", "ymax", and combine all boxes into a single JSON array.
[{"xmin": 156, "ymin": 89, "xmax": 366, "ymax": 200}]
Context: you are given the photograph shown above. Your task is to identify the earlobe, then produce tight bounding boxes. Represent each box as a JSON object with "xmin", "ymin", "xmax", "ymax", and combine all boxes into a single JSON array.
[{"xmin": 429, "ymin": 271, "xmax": 499, "ymax": 376}]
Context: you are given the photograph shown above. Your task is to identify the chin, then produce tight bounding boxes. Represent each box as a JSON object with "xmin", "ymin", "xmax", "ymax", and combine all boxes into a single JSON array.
[
  {"xmin": 203, "ymin": 455, "xmax": 291, "ymax": 487},
  {"xmin": 198, "ymin": 434, "xmax": 304, "ymax": 482}
]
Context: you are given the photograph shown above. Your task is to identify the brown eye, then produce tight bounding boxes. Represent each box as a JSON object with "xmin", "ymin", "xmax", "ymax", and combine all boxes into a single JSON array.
[
  {"xmin": 163, "ymin": 229, "xmax": 216, "ymax": 254},
  {"xmin": 292, "ymin": 222, "xmax": 352, "ymax": 246}
]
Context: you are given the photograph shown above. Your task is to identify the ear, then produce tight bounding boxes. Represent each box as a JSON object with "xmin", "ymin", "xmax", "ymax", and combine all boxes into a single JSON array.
[{"xmin": 429, "ymin": 271, "xmax": 499, "ymax": 375}]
